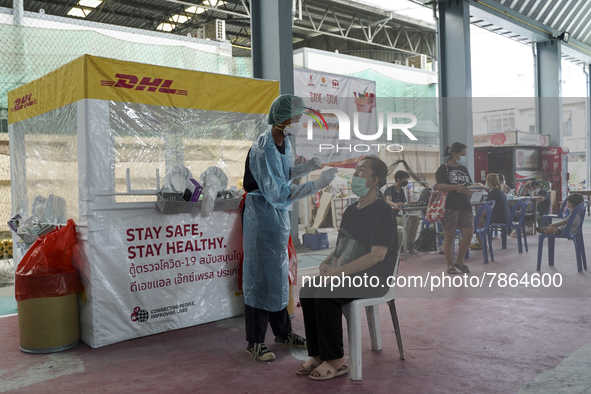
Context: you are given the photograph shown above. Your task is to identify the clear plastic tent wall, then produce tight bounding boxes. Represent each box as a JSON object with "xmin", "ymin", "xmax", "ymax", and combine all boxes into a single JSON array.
[
  {"xmin": 0, "ymin": 10, "xmax": 252, "ymax": 112},
  {"xmin": 8, "ymin": 55, "xmax": 279, "ymax": 347}
]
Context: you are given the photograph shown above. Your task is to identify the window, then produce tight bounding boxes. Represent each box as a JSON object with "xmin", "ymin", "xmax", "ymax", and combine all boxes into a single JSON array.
[{"xmin": 489, "ymin": 119, "xmax": 502, "ymax": 133}]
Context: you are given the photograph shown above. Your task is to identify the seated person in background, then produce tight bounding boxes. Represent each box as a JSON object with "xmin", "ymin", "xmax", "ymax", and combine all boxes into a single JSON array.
[
  {"xmin": 525, "ymin": 180, "xmax": 551, "ymax": 226},
  {"xmin": 536, "ymin": 193, "xmax": 584, "ymax": 235},
  {"xmin": 384, "ymin": 170, "xmax": 420, "ymax": 252},
  {"xmin": 498, "ymin": 174, "xmax": 511, "ymax": 194},
  {"xmin": 471, "ymin": 173, "xmax": 509, "ymax": 250}
]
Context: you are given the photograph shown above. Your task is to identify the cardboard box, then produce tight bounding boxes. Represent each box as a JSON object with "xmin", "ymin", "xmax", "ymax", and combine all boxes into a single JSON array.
[{"xmin": 18, "ymin": 293, "xmax": 80, "ymax": 353}]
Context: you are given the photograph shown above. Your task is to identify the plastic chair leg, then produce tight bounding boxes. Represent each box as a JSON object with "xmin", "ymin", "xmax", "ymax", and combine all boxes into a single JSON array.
[
  {"xmin": 365, "ymin": 305, "xmax": 382, "ymax": 351},
  {"xmin": 501, "ymin": 227, "xmax": 507, "ymax": 249},
  {"xmin": 480, "ymin": 233, "xmax": 488, "ymax": 264},
  {"xmin": 548, "ymin": 237, "xmax": 555, "ymax": 266},
  {"xmin": 522, "ymin": 224, "xmax": 528, "ymax": 252},
  {"xmin": 536, "ymin": 236, "xmax": 544, "ymax": 271},
  {"xmin": 573, "ymin": 237, "xmax": 583, "ymax": 272},
  {"xmin": 487, "ymin": 229, "xmax": 494, "ymax": 262},
  {"xmin": 515, "ymin": 227, "xmax": 523, "ymax": 253},
  {"xmin": 580, "ymin": 234, "xmax": 587, "ymax": 270},
  {"xmin": 346, "ymin": 305, "xmax": 363, "ymax": 380},
  {"xmin": 386, "ymin": 300, "xmax": 405, "ymax": 360},
  {"xmin": 421, "ymin": 220, "xmax": 430, "ymax": 232}
]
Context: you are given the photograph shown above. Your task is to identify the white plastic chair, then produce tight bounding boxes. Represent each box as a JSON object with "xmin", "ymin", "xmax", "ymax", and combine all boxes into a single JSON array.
[{"xmin": 342, "ymin": 227, "xmax": 405, "ymax": 380}]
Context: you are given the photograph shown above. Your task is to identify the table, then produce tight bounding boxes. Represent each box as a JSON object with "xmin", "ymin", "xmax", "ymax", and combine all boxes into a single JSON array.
[
  {"xmin": 570, "ymin": 190, "xmax": 591, "ymax": 217},
  {"xmin": 392, "ymin": 205, "xmax": 428, "ymax": 261}
]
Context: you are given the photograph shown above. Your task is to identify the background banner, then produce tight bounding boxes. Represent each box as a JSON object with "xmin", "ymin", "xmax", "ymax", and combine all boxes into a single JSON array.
[{"xmin": 293, "ymin": 68, "xmax": 377, "ymax": 166}]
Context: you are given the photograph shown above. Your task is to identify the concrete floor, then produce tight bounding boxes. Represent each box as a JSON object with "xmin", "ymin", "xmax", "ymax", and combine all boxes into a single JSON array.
[{"xmin": 0, "ymin": 224, "xmax": 590, "ymax": 393}]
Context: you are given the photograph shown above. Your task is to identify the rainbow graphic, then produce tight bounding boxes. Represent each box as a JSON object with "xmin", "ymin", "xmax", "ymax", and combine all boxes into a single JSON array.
[{"xmin": 305, "ymin": 107, "xmax": 328, "ymax": 130}]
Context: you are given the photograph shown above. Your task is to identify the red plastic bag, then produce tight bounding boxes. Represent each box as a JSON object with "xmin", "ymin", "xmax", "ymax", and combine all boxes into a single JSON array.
[
  {"xmin": 15, "ymin": 219, "xmax": 83, "ymax": 302},
  {"xmin": 288, "ymin": 236, "xmax": 297, "ymax": 286}
]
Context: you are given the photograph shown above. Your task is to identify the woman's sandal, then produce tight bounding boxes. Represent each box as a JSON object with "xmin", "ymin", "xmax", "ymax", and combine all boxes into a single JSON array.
[
  {"xmin": 296, "ymin": 358, "xmax": 321, "ymax": 375},
  {"xmin": 308, "ymin": 362, "xmax": 349, "ymax": 381},
  {"xmin": 447, "ymin": 266, "xmax": 458, "ymax": 274}
]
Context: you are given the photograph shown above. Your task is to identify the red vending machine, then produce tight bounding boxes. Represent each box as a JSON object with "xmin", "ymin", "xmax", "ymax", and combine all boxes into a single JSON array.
[
  {"xmin": 541, "ymin": 147, "xmax": 569, "ymax": 204},
  {"xmin": 474, "ymin": 150, "xmax": 488, "ymax": 183}
]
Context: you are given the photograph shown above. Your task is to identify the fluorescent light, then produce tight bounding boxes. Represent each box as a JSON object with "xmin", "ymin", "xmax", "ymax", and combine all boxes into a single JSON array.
[
  {"xmin": 157, "ymin": 23, "xmax": 175, "ymax": 32},
  {"xmin": 202, "ymin": 1, "xmax": 227, "ymax": 7},
  {"xmin": 79, "ymin": 0, "xmax": 102, "ymax": 8},
  {"xmin": 185, "ymin": 6, "xmax": 206, "ymax": 14},
  {"xmin": 169, "ymin": 14, "xmax": 189, "ymax": 23},
  {"xmin": 67, "ymin": 7, "xmax": 88, "ymax": 17}
]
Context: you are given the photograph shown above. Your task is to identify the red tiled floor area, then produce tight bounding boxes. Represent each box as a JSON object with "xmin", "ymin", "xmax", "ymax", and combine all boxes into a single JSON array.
[
  {"xmin": 0, "ymin": 226, "xmax": 590, "ymax": 393},
  {"xmin": 1, "ymin": 297, "xmax": 590, "ymax": 393}
]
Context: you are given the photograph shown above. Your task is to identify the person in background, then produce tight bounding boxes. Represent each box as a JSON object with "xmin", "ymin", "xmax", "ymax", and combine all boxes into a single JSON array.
[
  {"xmin": 529, "ymin": 180, "xmax": 551, "ymax": 227},
  {"xmin": 384, "ymin": 170, "xmax": 421, "ymax": 252},
  {"xmin": 435, "ymin": 142, "xmax": 474, "ymax": 274},
  {"xmin": 536, "ymin": 193, "xmax": 584, "ymax": 235},
  {"xmin": 242, "ymin": 94, "xmax": 338, "ymax": 361},
  {"xmin": 498, "ymin": 174, "xmax": 511, "ymax": 194},
  {"xmin": 471, "ymin": 173, "xmax": 509, "ymax": 250}
]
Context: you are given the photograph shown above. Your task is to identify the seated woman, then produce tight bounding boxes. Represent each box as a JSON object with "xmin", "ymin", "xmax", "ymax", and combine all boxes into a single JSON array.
[
  {"xmin": 297, "ymin": 156, "xmax": 398, "ymax": 381},
  {"xmin": 471, "ymin": 173, "xmax": 509, "ymax": 249}
]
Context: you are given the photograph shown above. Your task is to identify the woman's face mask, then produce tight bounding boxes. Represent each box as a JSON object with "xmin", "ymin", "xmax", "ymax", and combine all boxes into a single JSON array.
[
  {"xmin": 351, "ymin": 176, "xmax": 373, "ymax": 197},
  {"xmin": 456, "ymin": 154, "xmax": 467, "ymax": 166}
]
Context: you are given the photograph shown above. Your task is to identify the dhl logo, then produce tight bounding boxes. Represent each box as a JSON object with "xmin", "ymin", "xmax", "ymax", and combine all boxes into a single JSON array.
[
  {"xmin": 101, "ymin": 74, "xmax": 188, "ymax": 96},
  {"xmin": 10, "ymin": 93, "xmax": 37, "ymax": 113}
]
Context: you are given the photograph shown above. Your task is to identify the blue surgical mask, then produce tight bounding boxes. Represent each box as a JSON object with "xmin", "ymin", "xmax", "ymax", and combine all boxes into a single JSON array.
[
  {"xmin": 457, "ymin": 155, "xmax": 467, "ymax": 166},
  {"xmin": 351, "ymin": 176, "xmax": 371, "ymax": 197}
]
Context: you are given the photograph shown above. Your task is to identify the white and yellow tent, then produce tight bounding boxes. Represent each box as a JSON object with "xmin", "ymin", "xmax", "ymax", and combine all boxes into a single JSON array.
[{"xmin": 9, "ymin": 55, "xmax": 278, "ymax": 348}]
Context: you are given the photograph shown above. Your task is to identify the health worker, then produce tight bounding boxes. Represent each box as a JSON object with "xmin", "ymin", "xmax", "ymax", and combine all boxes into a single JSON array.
[{"xmin": 242, "ymin": 94, "xmax": 338, "ymax": 361}]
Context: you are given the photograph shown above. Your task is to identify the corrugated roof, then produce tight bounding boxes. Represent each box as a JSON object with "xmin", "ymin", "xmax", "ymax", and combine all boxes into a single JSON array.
[
  {"xmin": 492, "ymin": 0, "xmax": 591, "ymax": 45},
  {"xmin": 0, "ymin": 0, "xmax": 436, "ymax": 58}
]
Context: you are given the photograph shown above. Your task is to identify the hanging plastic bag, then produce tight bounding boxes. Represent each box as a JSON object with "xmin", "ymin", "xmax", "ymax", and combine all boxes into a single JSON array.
[
  {"xmin": 199, "ymin": 166, "xmax": 229, "ymax": 216},
  {"xmin": 288, "ymin": 236, "xmax": 297, "ymax": 286},
  {"xmin": 201, "ymin": 175, "xmax": 222, "ymax": 216},
  {"xmin": 15, "ymin": 219, "xmax": 83, "ymax": 302}
]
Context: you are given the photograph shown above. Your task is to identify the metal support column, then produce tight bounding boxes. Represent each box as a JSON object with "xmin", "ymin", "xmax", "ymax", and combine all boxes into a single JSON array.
[
  {"xmin": 534, "ymin": 41, "xmax": 563, "ymax": 147},
  {"xmin": 251, "ymin": 0, "xmax": 301, "ymax": 245},
  {"xmin": 251, "ymin": 0, "xmax": 294, "ymax": 94},
  {"xmin": 437, "ymin": 0, "xmax": 474, "ymax": 174},
  {"xmin": 13, "ymin": 0, "xmax": 23, "ymax": 25},
  {"xmin": 586, "ymin": 65, "xmax": 591, "ymax": 188}
]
